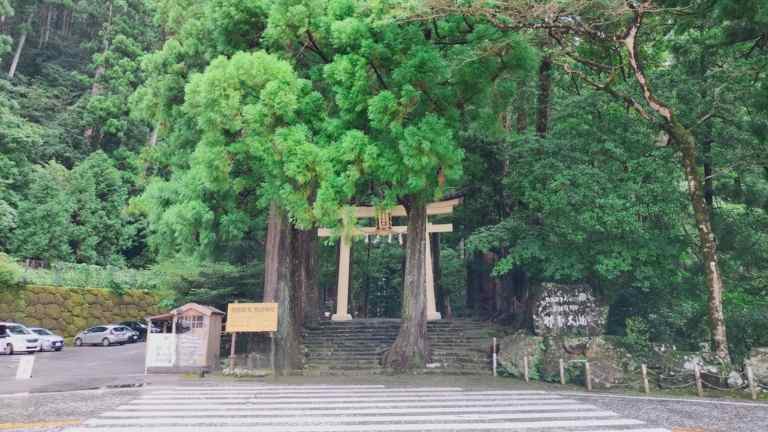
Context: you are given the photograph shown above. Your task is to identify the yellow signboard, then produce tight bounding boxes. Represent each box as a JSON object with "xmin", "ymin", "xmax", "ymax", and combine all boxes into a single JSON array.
[{"xmin": 226, "ymin": 303, "xmax": 278, "ymax": 333}]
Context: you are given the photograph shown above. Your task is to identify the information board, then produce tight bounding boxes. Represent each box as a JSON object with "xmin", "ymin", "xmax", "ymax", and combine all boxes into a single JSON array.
[
  {"xmin": 145, "ymin": 333, "xmax": 176, "ymax": 367},
  {"xmin": 226, "ymin": 303, "xmax": 278, "ymax": 332}
]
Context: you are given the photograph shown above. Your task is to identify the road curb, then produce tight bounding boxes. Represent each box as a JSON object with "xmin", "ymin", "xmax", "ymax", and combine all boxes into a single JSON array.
[{"xmin": 0, "ymin": 382, "xmax": 145, "ymax": 398}]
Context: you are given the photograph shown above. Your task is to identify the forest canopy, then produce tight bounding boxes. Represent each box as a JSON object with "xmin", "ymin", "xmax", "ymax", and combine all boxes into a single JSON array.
[{"xmin": 0, "ymin": 0, "xmax": 766, "ymax": 366}]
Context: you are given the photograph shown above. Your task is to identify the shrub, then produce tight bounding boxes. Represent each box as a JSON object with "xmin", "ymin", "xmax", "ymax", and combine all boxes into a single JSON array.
[
  {"xmin": 618, "ymin": 317, "xmax": 652, "ymax": 360},
  {"xmin": 0, "ymin": 253, "xmax": 21, "ymax": 288}
]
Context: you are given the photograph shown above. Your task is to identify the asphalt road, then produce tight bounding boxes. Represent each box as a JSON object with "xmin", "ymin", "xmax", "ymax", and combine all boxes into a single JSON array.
[{"xmin": 0, "ymin": 342, "xmax": 146, "ymax": 394}]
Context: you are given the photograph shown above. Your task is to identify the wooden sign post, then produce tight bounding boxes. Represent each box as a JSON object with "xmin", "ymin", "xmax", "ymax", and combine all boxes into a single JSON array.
[{"xmin": 226, "ymin": 302, "xmax": 279, "ymax": 377}]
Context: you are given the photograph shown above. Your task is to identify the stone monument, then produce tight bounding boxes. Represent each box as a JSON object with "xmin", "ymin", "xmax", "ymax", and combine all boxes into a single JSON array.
[{"xmin": 532, "ymin": 283, "xmax": 608, "ymax": 337}]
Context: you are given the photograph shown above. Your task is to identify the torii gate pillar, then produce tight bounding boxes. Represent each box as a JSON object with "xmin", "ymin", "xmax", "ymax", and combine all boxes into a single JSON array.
[
  {"xmin": 424, "ymin": 223, "xmax": 441, "ymax": 321},
  {"xmin": 331, "ymin": 236, "xmax": 353, "ymax": 321}
]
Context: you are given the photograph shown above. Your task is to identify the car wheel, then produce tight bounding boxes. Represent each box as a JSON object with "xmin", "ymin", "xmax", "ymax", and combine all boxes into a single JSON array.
[
  {"xmin": 74, "ymin": 338, "xmax": 83, "ymax": 347},
  {"xmin": 55, "ymin": 347, "xmax": 63, "ymax": 352},
  {"xmin": 3, "ymin": 343, "xmax": 12, "ymax": 355},
  {"xmin": 102, "ymin": 338, "xmax": 110, "ymax": 347}
]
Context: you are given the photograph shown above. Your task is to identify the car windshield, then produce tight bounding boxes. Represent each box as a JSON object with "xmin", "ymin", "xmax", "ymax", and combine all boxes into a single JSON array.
[
  {"xmin": 7, "ymin": 325, "xmax": 30, "ymax": 335},
  {"xmin": 33, "ymin": 329, "xmax": 52, "ymax": 336},
  {"xmin": 112, "ymin": 327, "xmax": 126, "ymax": 332}
]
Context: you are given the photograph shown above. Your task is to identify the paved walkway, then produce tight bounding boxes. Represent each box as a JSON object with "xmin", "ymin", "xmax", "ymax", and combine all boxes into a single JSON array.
[{"xmin": 62, "ymin": 384, "xmax": 668, "ymax": 432}]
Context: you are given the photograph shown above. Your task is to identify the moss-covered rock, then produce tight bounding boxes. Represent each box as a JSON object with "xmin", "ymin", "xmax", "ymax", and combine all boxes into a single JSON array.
[{"xmin": 498, "ymin": 332, "xmax": 544, "ymax": 380}]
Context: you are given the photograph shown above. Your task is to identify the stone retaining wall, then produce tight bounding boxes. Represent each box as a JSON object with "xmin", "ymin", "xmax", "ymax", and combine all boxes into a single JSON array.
[{"xmin": 0, "ymin": 284, "xmax": 162, "ymax": 338}]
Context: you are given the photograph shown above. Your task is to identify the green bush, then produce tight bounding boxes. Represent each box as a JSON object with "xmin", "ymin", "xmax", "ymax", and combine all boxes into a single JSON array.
[
  {"xmin": 618, "ymin": 317, "xmax": 652, "ymax": 361},
  {"xmin": 0, "ymin": 253, "xmax": 21, "ymax": 288}
]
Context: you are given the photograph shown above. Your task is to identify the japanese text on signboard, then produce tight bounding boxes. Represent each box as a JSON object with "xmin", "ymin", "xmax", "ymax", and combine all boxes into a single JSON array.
[{"xmin": 226, "ymin": 303, "xmax": 278, "ymax": 333}]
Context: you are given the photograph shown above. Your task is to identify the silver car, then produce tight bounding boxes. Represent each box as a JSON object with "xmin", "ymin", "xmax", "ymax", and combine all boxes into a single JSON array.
[
  {"xmin": 74, "ymin": 325, "xmax": 132, "ymax": 347},
  {"xmin": 29, "ymin": 327, "xmax": 65, "ymax": 351}
]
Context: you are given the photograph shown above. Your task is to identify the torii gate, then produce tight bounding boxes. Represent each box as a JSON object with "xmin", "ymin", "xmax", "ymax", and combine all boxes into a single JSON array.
[{"xmin": 318, "ymin": 198, "xmax": 461, "ymax": 321}]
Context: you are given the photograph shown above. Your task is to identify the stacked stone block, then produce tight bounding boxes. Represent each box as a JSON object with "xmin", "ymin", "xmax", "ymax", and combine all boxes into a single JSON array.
[{"xmin": 0, "ymin": 284, "xmax": 162, "ymax": 338}]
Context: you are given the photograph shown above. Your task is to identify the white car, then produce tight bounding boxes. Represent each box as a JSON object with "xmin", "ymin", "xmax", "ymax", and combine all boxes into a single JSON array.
[
  {"xmin": 0, "ymin": 322, "xmax": 41, "ymax": 355},
  {"xmin": 28, "ymin": 327, "xmax": 64, "ymax": 352}
]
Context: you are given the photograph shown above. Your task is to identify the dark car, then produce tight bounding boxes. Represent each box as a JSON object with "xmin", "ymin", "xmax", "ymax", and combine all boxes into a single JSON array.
[
  {"xmin": 119, "ymin": 321, "xmax": 148, "ymax": 341},
  {"xmin": 119, "ymin": 321, "xmax": 158, "ymax": 341}
]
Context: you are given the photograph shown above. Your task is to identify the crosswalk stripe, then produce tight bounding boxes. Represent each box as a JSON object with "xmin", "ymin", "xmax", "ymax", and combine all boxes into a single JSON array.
[
  {"xmin": 86, "ymin": 411, "xmax": 620, "ymax": 425},
  {"xmin": 128, "ymin": 395, "xmax": 566, "ymax": 404},
  {"xmin": 65, "ymin": 419, "xmax": 651, "ymax": 432},
  {"xmin": 66, "ymin": 384, "xmax": 670, "ymax": 432},
  {"xmin": 152, "ymin": 384, "xmax": 390, "ymax": 392},
  {"xmin": 115, "ymin": 399, "xmax": 583, "ymax": 410},
  {"xmin": 139, "ymin": 390, "xmax": 544, "ymax": 398},
  {"xmin": 99, "ymin": 404, "xmax": 600, "ymax": 417},
  {"xmin": 147, "ymin": 387, "xmax": 466, "ymax": 394}
]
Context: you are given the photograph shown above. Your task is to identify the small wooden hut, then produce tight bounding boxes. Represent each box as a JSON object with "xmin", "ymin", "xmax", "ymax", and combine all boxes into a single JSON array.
[{"xmin": 145, "ymin": 303, "xmax": 224, "ymax": 373}]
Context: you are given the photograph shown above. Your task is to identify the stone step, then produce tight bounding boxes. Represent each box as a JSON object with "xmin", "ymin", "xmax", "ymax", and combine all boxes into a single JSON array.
[{"xmin": 302, "ymin": 319, "xmax": 494, "ymax": 375}]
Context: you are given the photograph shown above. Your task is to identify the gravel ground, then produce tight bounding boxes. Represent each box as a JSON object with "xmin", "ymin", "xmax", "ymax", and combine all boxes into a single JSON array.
[
  {"xmin": 0, "ymin": 388, "xmax": 141, "ymax": 431},
  {"xmin": 562, "ymin": 392, "xmax": 768, "ymax": 432}
]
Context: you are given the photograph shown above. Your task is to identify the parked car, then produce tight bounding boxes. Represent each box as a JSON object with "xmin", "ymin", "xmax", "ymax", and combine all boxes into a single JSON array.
[
  {"xmin": 125, "ymin": 327, "xmax": 140, "ymax": 343},
  {"xmin": 0, "ymin": 322, "xmax": 41, "ymax": 354},
  {"xmin": 74, "ymin": 325, "xmax": 132, "ymax": 347},
  {"xmin": 28, "ymin": 327, "xmax": 64, "ymax": 352},
  {"xmin": 119, "ymin": 320, "xmax": 152, "ymax": 341}
]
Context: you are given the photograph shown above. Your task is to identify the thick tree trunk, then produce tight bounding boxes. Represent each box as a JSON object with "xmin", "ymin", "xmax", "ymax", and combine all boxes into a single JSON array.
[
  {"xmin": 383, "ymin": 199, "xmax": 430, "ymax": 369},
  {"xmin": 293, "ymin": 227, "xmax": 319, "ymax": 326},
  {"xmin": 670, "ymin": 124, "xmax": 729, "ymax": 362},
  {"xmin": 8, "ymin": 14, "xmax": 33, "ymax": 79},
  {"xmin": 262, "ymin": 203, "xmax": 303, "ymax": 373},
  {"xmin": 536, "ymin": 55, "xmax": 552, "ymax": 137}
]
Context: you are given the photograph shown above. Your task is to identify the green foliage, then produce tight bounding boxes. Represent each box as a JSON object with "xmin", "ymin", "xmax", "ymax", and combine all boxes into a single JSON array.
[
  {"xmin": 0, "ymin": 253, "xmax": 21, "ymax": 288},
  {"xmin": 440, "ymin": 247, "xmax": 467, "ymax": 316},
  {"xmin": 349, "ymin": 241, "xmax": 404, "ymax": 318},
  {"xmin": 11, "ymin": 161, "xmax": 74, "ymax": 261},
  {"xmin": 107, "ymin": 279, "xmax": 127, "ymax": 297},
  {"xmin": 10, "ymin": 153, "xmax": 139, "ymax": 265},
  {"xmin": 618, "ymin": 317, "xmax": 653, "ymax": 361}
]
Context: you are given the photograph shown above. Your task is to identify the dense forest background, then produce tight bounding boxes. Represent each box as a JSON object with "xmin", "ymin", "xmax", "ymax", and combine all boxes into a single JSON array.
[{"xmin": 0, "ymin": 0, "xmax": 767, "ymax": 364}]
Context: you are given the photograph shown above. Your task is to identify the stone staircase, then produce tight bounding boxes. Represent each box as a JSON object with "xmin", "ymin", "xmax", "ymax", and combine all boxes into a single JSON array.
[{"xmin": 302, "ymin": 319, "xmax": 493, "ymax": 375}]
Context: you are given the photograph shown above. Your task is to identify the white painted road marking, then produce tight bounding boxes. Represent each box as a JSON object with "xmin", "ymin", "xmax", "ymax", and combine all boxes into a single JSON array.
[
  {"xmin": 86, "ymin": 411, "xmax": 621, "ymax": 425},
  {"xmin": 65, "ymin": 384, "xmax": 670, "ymax": 432},
  {"xmin": 116, "ymin": 399, "xmax": 575, "ymax": 410},
  {"xmin": 130, "ymin": 395, "xmax": 566, "ymax": 404},
  {"xmin": 100, "ymin": 404, "xmax": 599, "ymax": 416}
]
